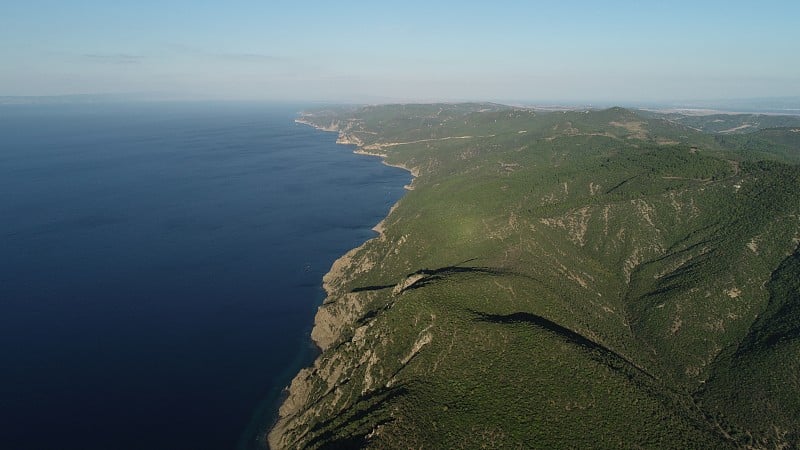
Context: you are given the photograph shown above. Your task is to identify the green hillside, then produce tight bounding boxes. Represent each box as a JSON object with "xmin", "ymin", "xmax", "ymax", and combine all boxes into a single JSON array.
[
  {"xmin": 638, "ymin": 111, "xmax": 800, "ymax": 135},
  {"xmin": 273, "ymin": 105, "xmax": 800, "ymax": 449},
  {"xmin": 713, "ymin": 128, "xmax": 800, "ymax": 164}
]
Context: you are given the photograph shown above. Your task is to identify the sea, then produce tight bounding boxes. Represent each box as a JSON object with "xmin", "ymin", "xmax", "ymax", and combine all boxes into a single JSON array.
[{"xmin": 0, "ymin": 102, "xmax": 410, "ymax": 450}]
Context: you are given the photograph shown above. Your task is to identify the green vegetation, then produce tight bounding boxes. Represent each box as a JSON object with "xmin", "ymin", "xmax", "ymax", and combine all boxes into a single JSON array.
[
  {"xmin": 273, "ymin": 105, "xmax": 800, "ymax": 449},
  {"xmin": 713, "ymin": 128, "xmax": 800, "ymax": 164},
  {"xmin": 637, "ymin": 110, "xmax": 800, "ymax": 135}
]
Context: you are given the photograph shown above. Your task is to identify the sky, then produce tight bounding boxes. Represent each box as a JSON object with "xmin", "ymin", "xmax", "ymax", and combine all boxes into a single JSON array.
[{"xmin": 1, "ymin": 0, "xmax": 799, "ymax": 103}]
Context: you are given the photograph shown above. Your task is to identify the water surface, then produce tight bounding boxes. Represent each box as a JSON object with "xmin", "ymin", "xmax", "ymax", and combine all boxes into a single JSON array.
[{"xmin": 0, "ymin": 102, "xmax": 410, "ymax": 449}]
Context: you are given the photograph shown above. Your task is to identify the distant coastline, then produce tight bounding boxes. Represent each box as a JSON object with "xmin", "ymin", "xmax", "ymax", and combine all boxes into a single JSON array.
[{"xmin": 294, "ymin": 116, "xmax": 418, "ymax": 190}]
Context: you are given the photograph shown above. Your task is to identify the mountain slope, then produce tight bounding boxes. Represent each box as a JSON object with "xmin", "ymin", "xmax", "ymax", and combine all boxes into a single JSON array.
[{"xmin": 271, "ymin": 105, "xmax": 800, "ymax": 449}]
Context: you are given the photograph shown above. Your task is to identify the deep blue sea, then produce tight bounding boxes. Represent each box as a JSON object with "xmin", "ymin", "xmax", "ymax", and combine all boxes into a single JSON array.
[{"xmin": 0, "ymin": 102, "xmax": 410, "ymax": 450}]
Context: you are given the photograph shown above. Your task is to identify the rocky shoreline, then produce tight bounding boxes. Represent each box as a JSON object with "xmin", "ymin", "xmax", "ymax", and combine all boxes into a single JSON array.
[
  {"xmin": 295, "ymin": 117, "xmax": 418, "ymax": 190},
  {"xmin": 268, "ymin": 116, "xmax": 416, "ymax": 448}
]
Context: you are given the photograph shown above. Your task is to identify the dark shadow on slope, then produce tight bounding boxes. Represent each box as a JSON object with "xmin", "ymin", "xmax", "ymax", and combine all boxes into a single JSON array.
[
  {"xmin": 735, "ymin": 245, "xmax": 800, "ymax": 353},
  {"xmin": 401, "ymin": 256, "xmax": 532, "ymax": 291},
  {"xmin": 349, "ymin": 257, "xmax": 527, "ymax": 294},
  {"xmin": 350, "ymin": 284, "xmax": 396, "ymax": 293},
  {"xmin": 356, "ymin": 307, "xmax": 385, "ymax": 326},
  {"xmin": 604, "ymin": 174, "xmax": 640, "ymax": 194},
  {"xmin": 316, "ymin": 417, "xmax": 396, "ymax": 450},
  {"xmin": 402, "ymin": 265, "xmax": 519, "ymax": 291},
  {"xmin": 470, "ymin": 310, "xmax": 654, "ymax": 381},
  {"xmin": 303, "ymin": 384, "xmax": 408, "ymax": 449},
  {"xmin": 472, "ymin": 311, "xmax": 609, "ymax": 352}
]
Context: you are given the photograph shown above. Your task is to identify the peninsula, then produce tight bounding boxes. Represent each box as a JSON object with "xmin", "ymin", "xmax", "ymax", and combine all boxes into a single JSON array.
[{"xmin": 272, "ymin": 103, "xmax": 800, "ymax": 449}]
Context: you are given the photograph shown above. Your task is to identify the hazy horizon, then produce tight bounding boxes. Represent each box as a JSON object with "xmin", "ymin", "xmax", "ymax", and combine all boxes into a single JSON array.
[
  {"xmin": 3, "ymin": 93, "xmax": 800, "ymax": 116},
  {"xmin": 2, "ymin": 1, "xmax": 799, "ymax": 103}
]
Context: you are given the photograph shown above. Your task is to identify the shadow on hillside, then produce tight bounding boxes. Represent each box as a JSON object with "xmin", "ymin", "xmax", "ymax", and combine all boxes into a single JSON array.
[
  {"xmin": 471, "ymin": 310, "xmax": 608, "ymax": 352},
  {"xmin": 304, "ymin": 383, "xmax": 408, "ymax": 449},
  {"xmin": 350, "ymin": 258, "xmax": 530, "ymax": 294},
  {"xmin": 351, "ymin": 284, "xmax": 396, "ymax": 293},
  {"xmin": 471, "ymin": 310, "xmax": 654, "ymax": 380},
  {"xmin": 403, "ymin": 265, "xmax": 518, "ymax": 291}
]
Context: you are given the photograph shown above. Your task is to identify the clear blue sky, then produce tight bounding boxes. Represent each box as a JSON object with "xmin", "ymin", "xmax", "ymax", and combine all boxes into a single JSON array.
[{"xmin": 2, "ymin": 0, "xmax": 798, "ymax": 103}]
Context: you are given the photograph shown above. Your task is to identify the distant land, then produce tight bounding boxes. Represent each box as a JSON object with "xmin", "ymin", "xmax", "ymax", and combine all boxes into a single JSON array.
[
  {"xmin": 3, "ymin": 95, "xmax": 800, "ymax": 115},
  {"xmin": 0, "ymin": 94, "xmax": 157, "ymax": 105},
  {"xmin": 0, "ymin": 93, "xmax": 226, "ymax": 105},
  {"xmin": 270, "ymin": 103, "xmax": 800, "ymax": 448}
]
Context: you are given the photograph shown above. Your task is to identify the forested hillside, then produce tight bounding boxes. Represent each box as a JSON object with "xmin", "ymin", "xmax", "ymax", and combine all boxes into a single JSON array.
[{"xmin": 271, "ymin": 104, "xmax": 800, "ymax": 449}]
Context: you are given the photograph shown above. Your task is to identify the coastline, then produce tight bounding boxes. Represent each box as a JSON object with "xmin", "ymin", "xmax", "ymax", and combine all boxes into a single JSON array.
[
  {"xmin": 295, "ymin": 117, "xmax": 418, "ymax": 191},
  {"xmin": 267, "ymin": 116, "xmax": 416, "ymax": 448},
  {"xmin": 293, "ymin": 116, "xmax": 417, "ymax": 232}
]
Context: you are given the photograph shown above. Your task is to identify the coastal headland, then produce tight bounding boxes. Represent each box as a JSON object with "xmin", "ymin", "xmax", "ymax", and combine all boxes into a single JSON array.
[{"xmin": 271, "ymin": 104, "xmax": 800, "ymax": 449}]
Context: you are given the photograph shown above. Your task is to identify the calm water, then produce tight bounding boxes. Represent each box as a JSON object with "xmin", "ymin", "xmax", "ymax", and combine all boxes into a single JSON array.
[{"xmin": 0, "ymin": 102, "xmax": 410, "ymax": 450}]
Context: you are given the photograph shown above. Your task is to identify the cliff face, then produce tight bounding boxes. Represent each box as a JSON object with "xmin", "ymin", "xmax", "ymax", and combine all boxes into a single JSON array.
[
  {"xmin": 270, "ymin": 116, "xmax": 419, "ymax": 449},
  {"xmin": 271, "ymin": 105, "xmax": 800, "ymax": 449}
]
